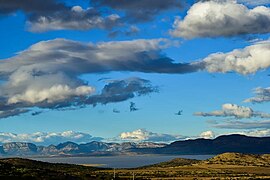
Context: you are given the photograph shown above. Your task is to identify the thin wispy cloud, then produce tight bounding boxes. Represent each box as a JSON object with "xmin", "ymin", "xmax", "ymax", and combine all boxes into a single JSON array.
[
  {"xmin": 0, "ymin": 109, "xmax": 29, "ymax": 119},
  {"xmin": 236, "ymin": 129, "xmax": 270, "ymax": 137},
  {"xmin": 211, "ymin": 119, "xmax": 270, "ymax": 129},
  {"xmin": 199, "ymin": 129, "xmax": 270, "ymax": 138},
  {"xmin": 245, "ymin": 86, "xmax": 270, "ymax": 103},
  {"xmin": 108, "ymin": 25, "xmax": 140, "ymax": 38},
  {"xmin": 238, "ymin": 0, "xmax": 270, "ymax": 6}
]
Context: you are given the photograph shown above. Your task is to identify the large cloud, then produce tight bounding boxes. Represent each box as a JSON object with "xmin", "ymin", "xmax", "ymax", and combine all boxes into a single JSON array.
[
  {"xmin": 245, "ymin": 87, "xmax": 270, "ymax": 103},
  {"xmin": 0, "ymin": 0, "xmax": 120, "ymax": 32},
  {"xmin": 92, "ymin": 0, "xmax": 185, "ymax": 22},
  {"xmin": 0, "ymin": 38, "xmax": 194, "ymax": 77},
  {"xmin": 170, "ymin": 0, "xmax": 270, "ymax": 38},
  {"xmin": 0, "ymin": 38, "xmax": 196, "ymax": 119},
  {"xmin": 0, "ymin": 131, "xmax": 102, "ymax": 145},
  {"xmin": 119, "ymin": 129, "xmax": 186, "ymax": 142},
  {"xmin": 200, "ymin": 40, "xmax": 270, "ymax": 75},
  {"xmin": 195, "ymin": 103, "xmax": 270, "ymax": 119}
]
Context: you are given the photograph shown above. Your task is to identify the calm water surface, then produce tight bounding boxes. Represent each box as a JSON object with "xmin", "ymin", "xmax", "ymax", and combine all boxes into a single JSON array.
[{"xmin": 32, "ymin": 155, "xmax": 214, "ymax": 168}]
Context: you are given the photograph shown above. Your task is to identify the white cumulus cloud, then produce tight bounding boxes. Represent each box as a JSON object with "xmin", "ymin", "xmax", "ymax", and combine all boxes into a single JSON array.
[
  {"xmin": 201, "ymin": 40, "xmax": 270, "ymax": 75},
  {"xmin": 119, "ymin": 129, "xmax": 186, "ymax": 142},
  {"xmin": 199, "ymin": 131, "xmax": 215, "ymax": 139},
  {"xmin": 8, "ymin": 85, "xmax": 94, "ymax": 104},
  {"xmin": 195, "ymin": 103, "xmax": 270, "ymax": 119},
  {"xmin": 170, "ymin": 0, "xmax": 270, "ymax": 38}
]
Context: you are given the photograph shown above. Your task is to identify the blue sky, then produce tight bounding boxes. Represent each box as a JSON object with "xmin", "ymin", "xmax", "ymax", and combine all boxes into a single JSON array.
[{"xmin": 0, "ymin": 0, "xmax": 270, "ymax": 144}]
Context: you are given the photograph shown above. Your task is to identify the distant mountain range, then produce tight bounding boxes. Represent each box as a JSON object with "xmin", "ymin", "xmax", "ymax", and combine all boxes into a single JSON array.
[
  {"xmin": 1, "ymin": 134, "xmax": 270, "ymax": 157},
  {"xmin": 0, "ymin": 141, "xmax": 166, "ymax": 157}
]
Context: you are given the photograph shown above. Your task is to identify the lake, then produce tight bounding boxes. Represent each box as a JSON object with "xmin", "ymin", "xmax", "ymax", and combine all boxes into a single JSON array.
[{"xmin": 32, "ymin": 155, "xmax": 214, "ymax": 168}]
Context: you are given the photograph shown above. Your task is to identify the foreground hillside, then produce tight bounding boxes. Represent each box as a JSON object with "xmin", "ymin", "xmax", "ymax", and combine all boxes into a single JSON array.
[{"xmin": 1, "ymin": 153, "xmax": 270, "ymax": 179}]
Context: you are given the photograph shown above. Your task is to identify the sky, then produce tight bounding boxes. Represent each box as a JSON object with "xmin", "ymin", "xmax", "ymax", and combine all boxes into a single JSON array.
[{"xmin": 0, "ymin": 0, "xmax": 270, "ymax": 145}]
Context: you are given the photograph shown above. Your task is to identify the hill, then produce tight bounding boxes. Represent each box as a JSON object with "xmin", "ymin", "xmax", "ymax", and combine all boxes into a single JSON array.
[
  {"xmin": 141, "ymin": 153, "xmax": 270, "ymax": 168},
  {"xmin": 202, "ymin": 152, "xmax": 270, "ymax": 167},
  {"xmin": 137, "ymin": 134, "xmax": 270, "ymax": 155}
]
